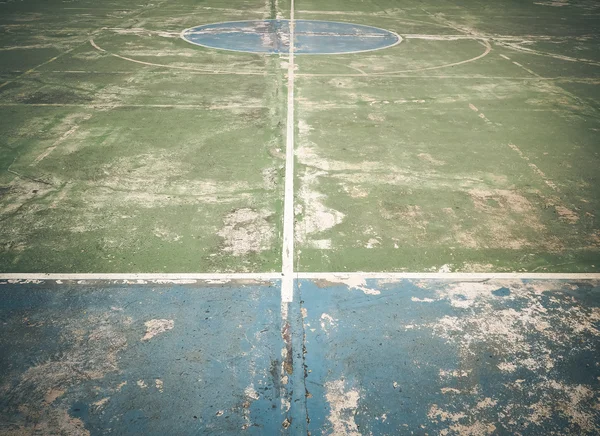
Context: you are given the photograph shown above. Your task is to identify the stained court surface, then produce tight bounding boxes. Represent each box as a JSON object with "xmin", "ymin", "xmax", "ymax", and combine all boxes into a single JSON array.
[
  {"xmin": 2, "ymin": 278, "xmax": 599, "ymax": 434},
  {"xmin": 0, "ymin": 0, "xmax": 599, "ymax": 434}
]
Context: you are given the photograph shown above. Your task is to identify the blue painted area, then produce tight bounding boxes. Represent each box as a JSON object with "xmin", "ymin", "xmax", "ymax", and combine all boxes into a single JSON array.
[
  {"xmin": 1, "ymin": 279, "xmax": 599, "ymax": 434},
  {"xmin": 299, "ymin": 279, "xmax": 600, "ymax": 434},
  {"xmin": 0, "ymin": 281, "xmax": 291, "ymax": 435},
  {"xmin": 299, "ymin": 280, "xmax": 459, "ymax": 434},
  {"xmin": 181, "ymin": 20, "xmax": 401, "ymax": 55}
]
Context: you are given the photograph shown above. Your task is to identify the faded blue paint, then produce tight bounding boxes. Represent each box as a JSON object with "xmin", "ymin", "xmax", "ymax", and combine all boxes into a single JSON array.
[
  {"xmin": 1, "ymin": 279, "xmax": 599, "ymax": 434},
  {"xmin": 492, "ymin": 286, "xmax": 511, "ymax": 296},
  {"xmin": 299, "ymin": 279, "xmax": 459, "ymax": 434},
  {"xmin": 299, "ymin": 279, "xmax": 600, "ymax": 435},
  {"xmin": 0, "ymin": 281, "xmax": 291, "ymax": 435},
  {"xmin": 181, "ymin": 20, "xmax": 401, "ymax": 54}
]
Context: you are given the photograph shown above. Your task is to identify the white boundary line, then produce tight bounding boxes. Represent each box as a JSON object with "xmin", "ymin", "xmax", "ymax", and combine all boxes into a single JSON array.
[
  {"xmin": 281, "ymin": 1, "xmax": 296, "ymax": 303},
  {"xmin": 0, "ymin": 273, "xmax": 281, "ymax": 281},
  {"xmin": 0, "ymin": 272, "xmax": 599, "ymax": 282},
  {"xmin": 297, "ymin": 272, "xmax": 600, "ymax": 280}
]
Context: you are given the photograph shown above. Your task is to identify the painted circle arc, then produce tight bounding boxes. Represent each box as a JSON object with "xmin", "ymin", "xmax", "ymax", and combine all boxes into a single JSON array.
[{"xmin": 181, "ymin": 20, "xmax": 402, "ymax": 55}]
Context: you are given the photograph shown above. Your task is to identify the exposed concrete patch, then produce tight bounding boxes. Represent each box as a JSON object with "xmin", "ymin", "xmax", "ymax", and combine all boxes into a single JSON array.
[
  {"xmin": 296, "ymin": 141, "xmax": 385, "ymax": 172},
  {"xmin": 440, "ymin": 387, "xmax": 462, "ymax": 394},
  {"xmin": 366, "ymin": 238, "xmax": 381, "ymax": 248},
  {"xmin": 528, "ymin": 380, "xmax": 598, "ymax": 432},
  {"xmin": 141, "ymin": 319, "xmax": 174, "ymax": 341},
  {"xmin": 98, "ymin": 153, "xmax": 256, "ymax": 206},
  {"xmin": 497, "ymin": 362, "xmax": 517, "ymax": 373},
  {"xmin": 315, "ymin": 275, "xmax": 381, "ymax": 296},
  {"xmin": 409, "ymin": 280, "xmax": 600, "ymax": 433},
  {"xmin": 429, "ymin": 401, "xmax": 499, "ymax": 435},
  {"xmin": 468, "ymin": 188, "xmax": 532, "ymax": 215},
  {"xmin": 342, "ymin": 184, "xmax": 369, "ymax": 198},
  {"xmin": 417, "ymin": 153, "xmax": 446, "ymax": 166},
  {"xmin": 587, "ymin": 230, "xmax": 600, "ymax": 249},
  {"xmin": 446, "ymin": 421, "xmax": 497, "ymax": 435},
  {"xmin": 438, "ymin": 264, "xmax": 452, "ymax": 273},
  {"xmin": 464, "ymin": 188, "xmax": 561, "ymax": 251},
  {"xmin": 261, "ymin": 167, "xmax": 277, "ymax": 191},
  {"xmin": 0, "ymin": 178, "xmax": 56, "ymax": 219},
  {"xmin": 459, "ymin": 263, "xmax": 496, "ymax": 273},
  {"xmin": 298, "ymin": 119, "xmax": 313, "ymax": 136},
  {"xmin": 367, "ymin": 113, "xmax": 386, "ymax": 122},
  {"xmin": 412, "ymin": 296, "xmax": 436, "ymax": 303},
  {"xmin": 555, "ymin": 205, "xmax": 579, "ymax": 224},
  {"xmin": 153, "ymin": 226, "xmax": 182, "ymax": 242},
  {"xmin": 296, "ymin": 168, "xmax": 345, "ymax": 244},
  {"xmin": 380, "ymin": 203, "xmax": 428, "ymax": 236},
  {"xmin": 5, "ymin": 312, "xmax": 127, "ymax": 434},
  {"xmin": 439, "ymin": 369, "xmax": 471, "ymax": 380},
  {"xmin": 217, "ymin": 208, "xmax": 274, "ymax": 256},
  {"xmin": 25, "ymin": 408, "xmax": 92, "ymax": 436},
  {"xmin": 428, "ymin": 404, "xmax": 467, "ymax": 422},
  {"xmin": 242, "ymin": 384, "xmax": 260, "ymax": 430},
  {"xmin": 92, "ymin": 397, "xmax": 110, "ymax": 410},
  {"xmin": 44, "ymin": 388, "xmax": 65, "ymax": 405},
  {"xmin": 244, "ymin": 384, "xmax": 260, "ymax": 400},
  {"xmin": 476, "ymin": 398, "xmax": 498, "ymax": 409},
  {"xmin": 320, "ymin": 313, "xmax": 337, "ymax": 333},
  {"xmin": 534, "ymin": 0, "xmax": 570, "ymax": 6},
  {"xmin": 310, "ymin": 239, "xmax": 332, "ymax": 249},
  {"xmin": 295, "ymin": 124, "xmax": 584, "ymax": 258},
  {"xmin": 324, "ymin": 379, "xmax": 361, "ymax": 436}
]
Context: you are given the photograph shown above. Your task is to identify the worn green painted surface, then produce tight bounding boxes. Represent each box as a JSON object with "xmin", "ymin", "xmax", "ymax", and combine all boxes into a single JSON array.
[
  {"xmin": 1, "ymin": 0, "xmax": 599, "ymax": 273},
  {"xmin": 0, "ymin": 0, "xmax": 286, "ymax": 273},
  {"xmin": 294, "ymin": 0, "xmax": 600, "ymax": 273}
]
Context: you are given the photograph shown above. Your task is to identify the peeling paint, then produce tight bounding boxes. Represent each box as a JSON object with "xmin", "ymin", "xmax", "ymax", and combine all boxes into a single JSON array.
[
  {"xmin": 324, "ymin": 379, "xmax": 361, "ymax": 436},
  {"xmin": 244, "ymin": 385, "xmax": 260, "ymax": 401},
  {"xmin": 315, "ymin": 275, "xmax": 381, "ymax": 295},
  {"xmin": 218, "ymin": 208, "xmax": 275, "ymax": 256},
  {"xmin": 141, "ymin": 319, "xmax": 174, "ymax": 341}
]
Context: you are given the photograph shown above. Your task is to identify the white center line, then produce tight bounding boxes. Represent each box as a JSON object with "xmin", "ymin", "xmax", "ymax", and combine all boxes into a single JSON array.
[{"xmin": 281, "ymin": 0, "xmax": 296, "ymax": 303}]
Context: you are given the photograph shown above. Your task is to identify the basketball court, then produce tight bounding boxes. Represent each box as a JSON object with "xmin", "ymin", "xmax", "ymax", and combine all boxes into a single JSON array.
[{"xmin": 0, "ymin": 0, "xmax": 599, "ymax": 434}]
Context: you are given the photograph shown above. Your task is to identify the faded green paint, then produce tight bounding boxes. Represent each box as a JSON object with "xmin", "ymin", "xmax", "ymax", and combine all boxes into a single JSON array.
[
  {"xmin": 1, "ymin": 0, "xmax": 599, "ymax": 273},
  {"xmin": 294, "ymin": 0, "xmax": 600, "ymax": 273},
  {"xmin": 0, "ymin": 0, "xmax": 287, "ymax": 273}
]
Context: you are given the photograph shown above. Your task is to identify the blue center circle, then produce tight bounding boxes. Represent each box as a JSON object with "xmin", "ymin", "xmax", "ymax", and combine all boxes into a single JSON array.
[{"xmin": 181, "ymin": 20, "xmax": 401, "ymax": 54}]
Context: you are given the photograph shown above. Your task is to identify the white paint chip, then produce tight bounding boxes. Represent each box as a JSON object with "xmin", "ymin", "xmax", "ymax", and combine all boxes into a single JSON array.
[
  {"xmin": 142, "ymin": 319, "xmax": 174, "ymax": 341},
  {"xmin": 244, "ymin": 385, "xmax": 259, "ymax": 400}
]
